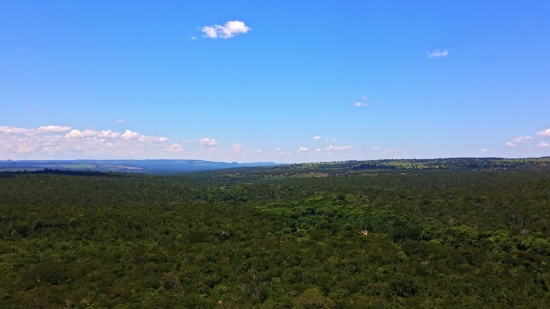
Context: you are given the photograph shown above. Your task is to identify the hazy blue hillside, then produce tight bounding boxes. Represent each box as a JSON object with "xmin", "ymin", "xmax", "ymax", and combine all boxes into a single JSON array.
[{"xmin": 0, "ymin": 159, "xmax": 277, "ymax": 173}]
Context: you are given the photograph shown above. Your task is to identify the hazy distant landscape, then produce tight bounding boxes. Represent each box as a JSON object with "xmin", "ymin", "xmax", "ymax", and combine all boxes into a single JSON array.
[{"xmin": 0, "ymin": 160, "xmax": 277, "ymax": 173}]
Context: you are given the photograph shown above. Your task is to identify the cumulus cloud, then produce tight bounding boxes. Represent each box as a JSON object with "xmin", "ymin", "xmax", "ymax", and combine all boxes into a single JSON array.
[
  {"xmin": 201, "ymin": 20, "xmax": 251, "ymax": 39},
  {"xmin": 481, "ymin": 148, "xmax": 488, "ymax": 153},
  {"xmin": 0, "ymin": 125, "xmax": 170, "ymax": 159},
  {"xmin": 537, "ymin": 129, "xmax": 550, "ymax": 138},
  {"xmin": 37, "ymin": 126, "xmax": 72, "ymax": 133},
  {"xmin": 98, "ymin": 130, "xmax": 120, "ymax": 138},
  {"xmin": 121, "ymin": 130, "xmax": 140, "ymax": 140},
  {"xmin": 506, "ymin": 142, "xmax": 517, "ymax": 148},
  {"xmin": 512, "ymin": 136, "xmax": 534, "ymax": 143},
  {"xmin": 297, "ymin": 147, "xmax": 308, "ymax": 153},
  {"xmin": 538, "ymin": 141, "xmax": 549, "ymax": 148},
  {"xmin": 427, "ymin": 49, "xmax": 448, "ymax": 57},
  {"xmin": 313, "ymin": 135, "xmax": 321, "ymax": 140},
  {"xmin": 164, "ymin": 143, "xmax": 183, "ymax": 152},
  {"xmin": 199, "ymin": 138, "xmax": 218, "ymax": 147},
  {"xmin": 66, "ymin": 130, "xmax": 85, "ymax": 139},
  {"xmin": 0, "ymin": 126, "xmax": 32, "ymax": 134}
]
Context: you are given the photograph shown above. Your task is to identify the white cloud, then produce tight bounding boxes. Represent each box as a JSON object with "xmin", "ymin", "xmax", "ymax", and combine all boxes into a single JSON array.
[
  {"xmin": 231, "ymin": 143, "xmax": 243, "ymax": 151},
  {"xmin": 538, "ymin": 141, "xmax": 549, "ymax": 148},
  {"xmin": 121, "ymin": 130, "xmax": 140, "ymax": 140},
  {"xmin": 361, "ymin": 96, "xmax": 367, "ymax": 101},
  {"xmin": 333, "ymin": 139, "xmax": 337, "ymax": 142},
  {"xmin": 297, "ymin": 147, "xmax": 308, "ymax": 153},
  {"xmin": 537, "ymin": 129, "xmax": 550, "ymax": 138},
  {"xmin": 164, "ymin": 143, "xmax": 183, "ymax": 152},
  {"xmin": 37, "ymin": 126, "xmax": 72, "ymax": 133},
  {"xmin": 98, "ymin": 130, "xmax": 120, "ymax": 138},
  {"xmin": 191, "ymin": 36, "xmax": 197, "ymax": 40},
  {"xmin": 481, "ymin": 148, "xmax": 488, "ymax": 153},
  {"xmin": 372, "ymin": 146, "xmax": 413, "ymax": 155},
  {"xmin": 199, "ymin": 138, "xmax": 218, "ymax": 147},
  {"xmin": 354, "ymin": 102, "xmax": 367, "ymax": 107},
  {"xmin": 427, "ymin": 49, "xmax": 448, "ymax": 57},
  {"xmin": 316, "ymin": 148, "xmax": 322, "ymax": 152},
  {"xmin": 325, "ymin": 145, "xmax": 353, "ymax": 151},
  {"xmin": 138, "ymin": 135, "xmax": 168, "ymax": 143},
  {"xmin": 115, "ymin": 119, "xmax": 126, "ymax": 123},
  {"xmin": 0, "ymin": 126, "xmax": 32, "ymax": 134},
  {"xmin": 506, "ymin": 142, "xmax": 517, "ymax": 148},
  {"xmin": 201, "ymin": 20, "xmax": 251, "ymax": 39},
  {"xmin": 65, "ymin": 129, "xmax": 98, "ymax": 139},
  {"xmin": 313, "ymin": 135, "xmax": 321, "ymax": 140},
  {"xmin": 512, "ymin": 136, "xmax": 534, "ymax": 143},
  {"xmin": 0, "ymin": 125, "xmax": 171, "ymax": 159}
]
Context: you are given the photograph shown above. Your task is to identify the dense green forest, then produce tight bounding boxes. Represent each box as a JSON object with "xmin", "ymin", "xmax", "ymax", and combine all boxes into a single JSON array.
[{"xmin": 1, "ymin": 158, "xmax": 550, "ymax": 308}]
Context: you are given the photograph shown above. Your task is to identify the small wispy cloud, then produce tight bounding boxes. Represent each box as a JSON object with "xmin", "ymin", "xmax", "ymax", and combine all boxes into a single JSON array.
[
  {"xmin": 201, "ymin": 21, "xmax": 251, "ymax": 39},
  {"xmin": 297, "ymin": 146, "xmax": 308, "ymax": 153},
  {"xmin": 372, "ymin": 146, "xmax": 413, "ymax": 155},
  {"xmin": 325, "ymin": 145, "xmax": 353, "ymax": 152},
  {"xmin": 353, "ymin": 95, "xmax": 368, "ymax": 107},
  {"xmin": 480, "ymin": 148, "xmax": 488, "ymax": 153},
  {"xmin": 512, "ymin": 136, "xmax": 534, "ymax": 143},
  {"xmin": 191, "ymin": 36, "xmax": 197, "ymax": 40},
  {"xmin": 427, "ymin": 49, "xmax": 448, "ymax": 58},
  {"xmin": 506, "ymin": 142, "xmax": 517, "ymax": 148},
  {"xmin": 115, "ymin": 119, "xmax": 126, "ymax": 123},
  {"xmin": 313, "ymin": 135, "xmax": 321, "ymax": 140},
  {"xmin": 538, "ymin": 141, "xmax": 549, "ymax": 148}
]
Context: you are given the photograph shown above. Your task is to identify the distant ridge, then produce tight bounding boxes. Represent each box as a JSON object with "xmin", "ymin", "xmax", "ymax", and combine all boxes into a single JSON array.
[{"xmin": 0, "ymin": 159, "xmax": 277, "ymax": 174}]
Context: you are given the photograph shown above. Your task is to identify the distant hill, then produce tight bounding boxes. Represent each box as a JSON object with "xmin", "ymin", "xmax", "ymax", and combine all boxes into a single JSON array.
[{"xmin": 0, "ymin": 159, "xmax": 277, "ymax": 174}]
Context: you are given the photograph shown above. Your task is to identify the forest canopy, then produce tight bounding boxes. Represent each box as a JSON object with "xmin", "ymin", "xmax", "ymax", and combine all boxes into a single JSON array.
[{"xmin": 1, "ymin": 158, "xmax": 549, "ymax": 308}]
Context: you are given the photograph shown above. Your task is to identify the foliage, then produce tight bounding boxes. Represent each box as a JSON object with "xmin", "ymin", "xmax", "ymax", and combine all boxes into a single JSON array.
[{"xmin": 1, "ymin": 159, "xmax": 550, "ymax": 307}]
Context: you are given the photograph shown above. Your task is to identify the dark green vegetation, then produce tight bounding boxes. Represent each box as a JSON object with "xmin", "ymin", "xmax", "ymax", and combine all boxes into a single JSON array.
[{"xmin": 1, "ymin": 158, "xmax": 550, "ymax": 308}]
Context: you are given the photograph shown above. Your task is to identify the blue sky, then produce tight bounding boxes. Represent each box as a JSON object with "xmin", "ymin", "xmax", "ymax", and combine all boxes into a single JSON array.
[{"xmin": 1, "ymin": 0, "xmax": 549, "ymax": 162}]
